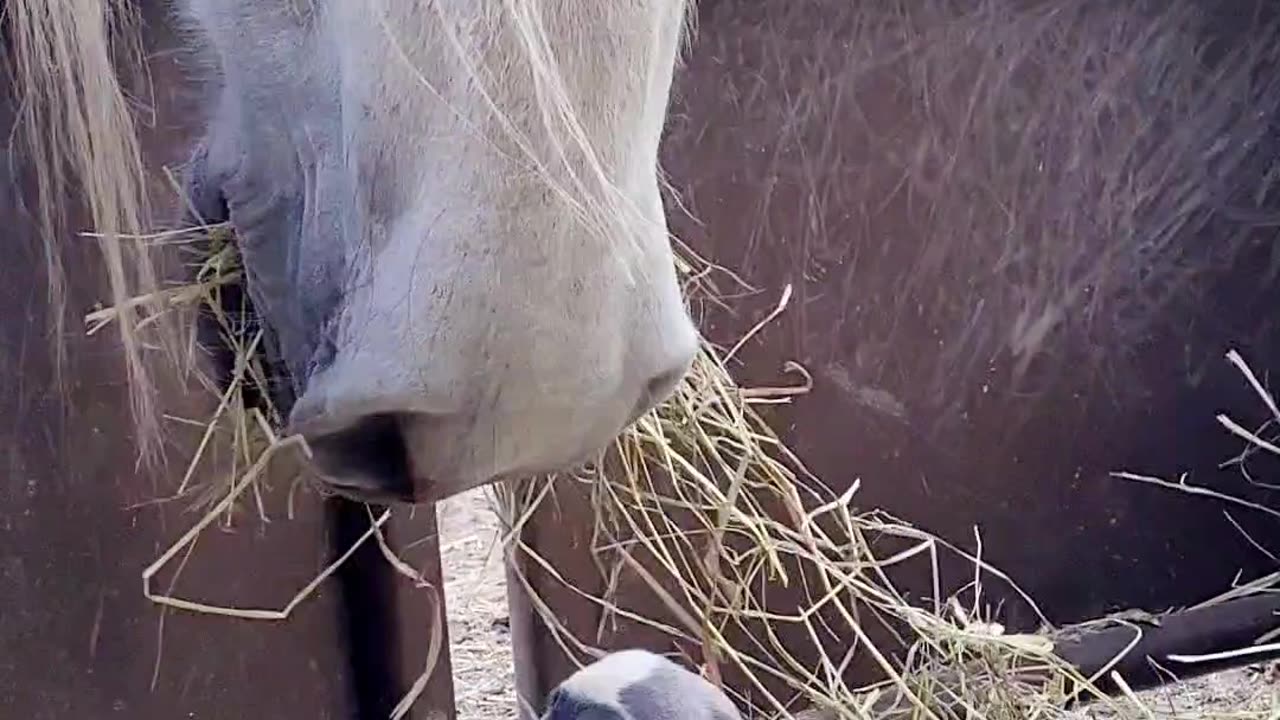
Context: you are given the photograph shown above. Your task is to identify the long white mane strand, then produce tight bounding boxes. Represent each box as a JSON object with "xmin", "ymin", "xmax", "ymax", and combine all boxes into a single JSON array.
[{"xmin": 7, "ymin": 0, "xmax": 173, "ymax": 464}]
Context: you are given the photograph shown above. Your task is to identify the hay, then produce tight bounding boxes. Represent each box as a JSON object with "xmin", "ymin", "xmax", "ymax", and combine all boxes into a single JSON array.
[
  {"xmin": 494, "ymin": 256, "xmax": 1280, "ymax": 719},
  {"xmin": 82, "ymin": 204, "xmax": 461, "ymax": 717},
  {"xmin": 83, "ymin": 206, "xmax": 1280, "ymax": 720},
  {"xmin": 495, "ymin": 275, "xmax": 1091, "ymax": 719},
  {"xmin": 1109, "ymin": 349, "xmax": 1280, "ymax": 528}
]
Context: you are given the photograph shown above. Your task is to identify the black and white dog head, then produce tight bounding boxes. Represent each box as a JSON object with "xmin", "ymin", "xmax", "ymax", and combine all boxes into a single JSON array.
[{"xmin": 541, "ymin": 650, "xmax": 744, "ymax": 720}]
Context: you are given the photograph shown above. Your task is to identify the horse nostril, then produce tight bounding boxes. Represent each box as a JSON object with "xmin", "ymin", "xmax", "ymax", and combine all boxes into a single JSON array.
[
  {"xmin": 647, "ymin": 365, "xmax": 687, "ymax": 405},
  {"xmin": 302, "ymin": 413, "xmax": 417, "ymax": 502},
  {"xmin": 629, "ymin": 363, "xmax": 691, "ymax": 424}
]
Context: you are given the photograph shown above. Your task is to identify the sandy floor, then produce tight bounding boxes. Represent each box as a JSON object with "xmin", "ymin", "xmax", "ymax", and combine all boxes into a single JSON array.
[
  {"xmin": 435, "ymin": 488, "xmax": 1276, "ymax": 720},
  {"xmin": 435, "ymin": 487, "xmax": 518, "ymax": 720}
]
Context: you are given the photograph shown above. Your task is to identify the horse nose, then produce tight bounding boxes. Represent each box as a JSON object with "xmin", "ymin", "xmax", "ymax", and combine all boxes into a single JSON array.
[{"xmin": 629, "ymin": 348, "xmax": 696, "ymax": 424}]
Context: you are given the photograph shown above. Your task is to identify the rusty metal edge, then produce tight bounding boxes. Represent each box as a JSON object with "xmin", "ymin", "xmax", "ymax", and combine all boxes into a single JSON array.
[
  {"xmin": 1055, "ymin": 593, "xmax": 1280, "ymax": 699},
  {"xmin": 506, "ymin": 551, "xmax": 544, "ymax": 720}
]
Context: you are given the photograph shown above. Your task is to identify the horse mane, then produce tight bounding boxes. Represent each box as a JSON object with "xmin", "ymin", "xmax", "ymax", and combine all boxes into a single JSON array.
[{"xmin": 7, "ymin": 0, "xmax": 170, "ymax": 464}]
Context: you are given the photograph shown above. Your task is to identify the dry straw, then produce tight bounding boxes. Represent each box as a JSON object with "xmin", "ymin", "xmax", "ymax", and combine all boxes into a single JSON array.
[
  {"xmin": 496, "ymin": 268, "xmax": 1280, "ymax": 720},
  {"xmin": 80, "ymin": 204, "xmax": 450, "ymax": 717},
  {"xmin": 83, "ymin": 217, "xmax": 1280, "ymax": 719}
]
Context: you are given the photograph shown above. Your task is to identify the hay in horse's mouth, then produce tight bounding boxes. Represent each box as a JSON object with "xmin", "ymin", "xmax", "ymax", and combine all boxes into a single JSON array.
[
  {"xmin": 188, "ymin": 227, "xmax": 424, "ymax": 506},
  {"xmin": 83, "ymin": 215, "xmax": 367, "ymax": 509},
  {"xmin": 85, "ymin": 210, "xmax": 449, "ymax": 716},
  {"xmin": 189, "ymin": 223, "xmax": 291, "ymax": 424},
  {"xmin": 188, "ymin": 224, "xmax": 424, "ymax": 505}
]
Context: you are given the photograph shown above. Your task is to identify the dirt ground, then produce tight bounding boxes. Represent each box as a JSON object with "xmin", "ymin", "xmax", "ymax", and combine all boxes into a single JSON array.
[
  {"xmin": 435, "ymin": 488, "xmax": 1276, "ymax": 720},
  {"xmin": 435, "ymin": 487, "xmax": 518, "ymax": 720}
]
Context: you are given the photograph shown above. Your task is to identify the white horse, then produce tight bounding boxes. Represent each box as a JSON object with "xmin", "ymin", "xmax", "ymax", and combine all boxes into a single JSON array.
[{"xmin": 13, "ymin": 0, "xmax": 700, "ymax": 504}]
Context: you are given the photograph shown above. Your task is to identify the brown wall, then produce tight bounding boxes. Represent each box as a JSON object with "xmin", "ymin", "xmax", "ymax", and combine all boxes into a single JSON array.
[{"xmin": 511, "ymin": 0, "xmax": 1280, "ymax": 710}]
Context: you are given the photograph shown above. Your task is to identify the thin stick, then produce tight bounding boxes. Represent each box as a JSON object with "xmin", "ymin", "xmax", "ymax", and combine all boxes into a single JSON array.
[
  {"xmin": 142, "ymin": 434, "xmax": 392, "ymax": 620},
  {"xmin": 1112, "ymin": 471, "xmax": 1280, "ymax": 522},
  {"xmin": 1167, "ymin": 640, "xmax": 1280, "ymax": 665}
]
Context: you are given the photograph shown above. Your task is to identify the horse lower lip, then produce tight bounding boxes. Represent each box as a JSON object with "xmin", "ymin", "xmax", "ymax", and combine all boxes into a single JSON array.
[
  {"xmin": 321, "ymin": 478, "xmax": 417, "ymax": 505},
  {"xmin": 297, "ymin": 412, "xmax": 418, "ymax": 501},
  {"xmin": 308, "ymin": 453, "xmax": 419, "ymax": 504}
]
